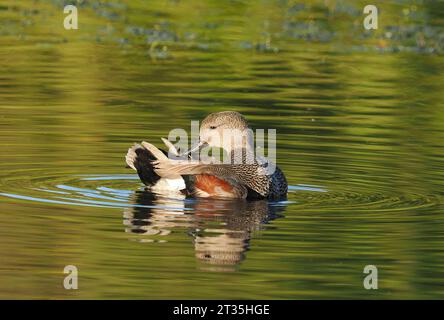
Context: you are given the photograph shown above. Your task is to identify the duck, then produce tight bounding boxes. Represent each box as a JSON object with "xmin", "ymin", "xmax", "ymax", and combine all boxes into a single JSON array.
[{"xmin": 125, "ymin": 111, "xmax": 287, "ymax": 200}]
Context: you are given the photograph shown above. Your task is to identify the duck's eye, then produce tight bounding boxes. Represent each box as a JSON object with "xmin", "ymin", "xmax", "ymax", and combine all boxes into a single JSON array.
[{"xmin": 210, "ymin": 126, "xmax": 217, "ymax": 129}]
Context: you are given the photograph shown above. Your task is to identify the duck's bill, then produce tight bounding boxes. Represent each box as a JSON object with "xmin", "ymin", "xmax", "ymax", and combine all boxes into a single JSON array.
[{"xmin": 180, "ymin": 141, "xmax": 208, "ymax": 157}]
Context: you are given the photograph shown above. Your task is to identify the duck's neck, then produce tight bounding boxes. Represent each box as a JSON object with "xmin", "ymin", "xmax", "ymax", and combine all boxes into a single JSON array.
[
  {"xmin": 223, "ymin": 129, "xmax": 255, "ymax": 163},
  {"xmin": 221, "ymin": 129, "xmax": 254, "ymax": 153}
]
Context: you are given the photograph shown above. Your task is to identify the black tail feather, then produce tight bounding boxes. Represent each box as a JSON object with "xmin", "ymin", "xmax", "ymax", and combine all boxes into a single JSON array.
[{"xmin": 126, "ymin": 144, "xmax": 168, "ymax": 186}]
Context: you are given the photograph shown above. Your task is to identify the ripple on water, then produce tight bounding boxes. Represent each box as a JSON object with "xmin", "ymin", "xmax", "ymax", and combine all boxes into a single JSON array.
[
  {"xmin": 0, "ymin": 172, "xmax": 442, "ymax": 271},
  {"xmin": 0, "ymin": 173, "xmax": 440, "ymax": 213}
]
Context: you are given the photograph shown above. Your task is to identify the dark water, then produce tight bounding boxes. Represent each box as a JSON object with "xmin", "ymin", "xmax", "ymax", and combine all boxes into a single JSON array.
[{"xmin": 1, "ymin": 0, "xmax": 444, "ymax": 299}]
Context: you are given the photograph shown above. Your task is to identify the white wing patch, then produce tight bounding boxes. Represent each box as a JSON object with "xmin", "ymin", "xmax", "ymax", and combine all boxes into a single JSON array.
[{"xmin": 151, "ymin": 178, "xmax": 186, "ymax": 192}]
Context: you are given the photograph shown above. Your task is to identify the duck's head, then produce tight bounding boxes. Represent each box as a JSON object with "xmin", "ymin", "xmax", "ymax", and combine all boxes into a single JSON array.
[{"xmin": 185, "ymin": 111, "xmax": 253, "ymax": 155}]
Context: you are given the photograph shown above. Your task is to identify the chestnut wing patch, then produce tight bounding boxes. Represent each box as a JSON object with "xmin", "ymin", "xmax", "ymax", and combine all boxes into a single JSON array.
[{"xmin": 192, "ymin": 174, "xmax": 246, "ymax": 199}]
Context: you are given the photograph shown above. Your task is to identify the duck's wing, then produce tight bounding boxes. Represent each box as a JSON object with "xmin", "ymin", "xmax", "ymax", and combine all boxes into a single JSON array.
[
  {"xmin": 142, "ymin": 142, "xmax": 276, "ymax": 198},
  {"xmin": 140, "ymin": 141, "xmax": 169, "ymax": 160},
  {"xmin": 152, "ymin": 160, "xmax": 271, "ymax": 198},
  {"xmin": 160, "ymin": 138, "xmax": 180, "ymax": 157},
  {"xmin": 185, "ymin": 174, "xmax": 248, "ymax": 199}
]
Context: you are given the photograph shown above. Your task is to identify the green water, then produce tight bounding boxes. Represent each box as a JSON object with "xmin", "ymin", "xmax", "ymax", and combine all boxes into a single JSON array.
[{"xmin": 1, "ymin": 0, "xmax": 444, "ymax": 299}]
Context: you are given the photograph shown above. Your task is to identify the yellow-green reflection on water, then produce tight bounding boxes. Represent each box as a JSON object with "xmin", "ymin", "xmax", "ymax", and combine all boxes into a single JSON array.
[{"xmin": 0, "ymin": 0, "xmax": 444, "ymax": 299}]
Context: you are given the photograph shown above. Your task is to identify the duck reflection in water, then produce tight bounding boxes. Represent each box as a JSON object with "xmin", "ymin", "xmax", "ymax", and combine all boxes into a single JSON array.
[{"xmin": 123, "ymin": 191, "xmax": 286, "ymax": 270}]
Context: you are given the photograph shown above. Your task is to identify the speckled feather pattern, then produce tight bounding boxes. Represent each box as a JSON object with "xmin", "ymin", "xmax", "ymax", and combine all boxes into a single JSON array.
[{"xmin": 152, "ymin": 149, "xmax": 288, "ymax": 200}]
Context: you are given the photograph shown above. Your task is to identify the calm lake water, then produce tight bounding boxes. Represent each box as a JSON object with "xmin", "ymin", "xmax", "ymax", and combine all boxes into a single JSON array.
[{"xmin": 1, "ymin": 0, "xmax": 444, "ymax": 299}]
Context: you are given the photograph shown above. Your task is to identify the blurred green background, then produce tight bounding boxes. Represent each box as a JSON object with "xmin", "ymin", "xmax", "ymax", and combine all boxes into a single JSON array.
[{"xmin": 0, "ymin": 0, "xmax": 443, "ymax": 299}]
